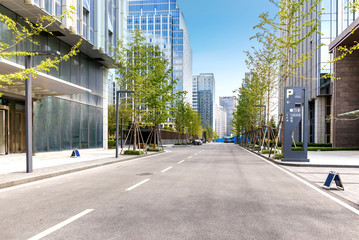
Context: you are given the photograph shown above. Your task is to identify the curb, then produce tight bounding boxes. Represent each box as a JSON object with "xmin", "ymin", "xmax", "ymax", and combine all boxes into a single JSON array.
[
  {"xmin": 0, "ymin": 151, "xmax": 166, "ymax": 190},
  {"xmin": 238, "ymin": 145, "xmax": 359, "ymax": 168}
]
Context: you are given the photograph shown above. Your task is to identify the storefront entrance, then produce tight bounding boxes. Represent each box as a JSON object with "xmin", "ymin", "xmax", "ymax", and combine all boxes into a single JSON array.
[
  {"xmin": 0, "ymin": 101, "xmax": 26, "ymax": 155},
  {"xmin": 9, "ymin": 108, "xmax": 26, "ymax": 153},
  {"xmin": 0, "ymin": 106, "xmax": 9, "ymax": 155}
]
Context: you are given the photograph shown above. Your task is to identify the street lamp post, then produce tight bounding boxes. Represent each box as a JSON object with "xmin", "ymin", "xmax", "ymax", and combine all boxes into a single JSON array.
[
  {"xmin": 25, "ymin": 51, "xmax": 60, "ymax": 173},
  {"xmin": 115, "ymin": 90, "xmax": 134, "ymax": 158}
]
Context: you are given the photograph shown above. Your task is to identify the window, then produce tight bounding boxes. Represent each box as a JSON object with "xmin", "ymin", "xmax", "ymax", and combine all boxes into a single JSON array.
[
  {"xmin": 83, "ymin": 9, "xmax": 89, "ymax": 39},
  {"xmin": 173, "ymin": 45, "xmax": 183, "ymax": 51},
  {"xmin": 174, "ymin": 52, "xmax": 183, "ymax": 57},
  {"xmin": 173, "ymin": 72, "xmax": 182, "ymax": 77},
  {"xmin": 89, "ymin": 0, "xmax": 95, "ymax": 43},
  {"xmin": 173, "ymin": 39, "xmax": 183, "ymax": 44},
  {"xmin": 77, "ymin": 0, "xmax": 81, "ymax": 33},
  {"xmin": 173, "ymin": 65, "xmax": 182, "ymax": 71},
  {"xmin": 55, "ymin": 0, "xmax": 62, "ymax": 16},
  {"xmin": 173, "ymin": 59, "xmax": 183, "ymax": 64},
  {"xmin": 173, "ymin": 31, "xmax": 183, "ymax": 37},
  {"xmin": 45, "ymin": 0, "xmax": 53, "ymax": 15}
]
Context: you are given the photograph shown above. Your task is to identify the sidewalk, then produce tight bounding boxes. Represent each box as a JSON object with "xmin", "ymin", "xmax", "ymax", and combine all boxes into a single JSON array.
[
  {"xmin": 244, "ymin": 146, "xmax": 359, "ymax": 206},
  {"xmin": 0, "ymin": 148, "xmax": 166, "ymax": 189},
  {"xmin": 261, "ymin": 150, "xmax": 359, "ymax": 168}
]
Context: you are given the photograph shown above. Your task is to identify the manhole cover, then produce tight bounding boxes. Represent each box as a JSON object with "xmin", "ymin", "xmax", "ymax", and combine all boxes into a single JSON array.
[{"xmin": 136, "ymin": 173, "xmax": 153, "ymax": 176}]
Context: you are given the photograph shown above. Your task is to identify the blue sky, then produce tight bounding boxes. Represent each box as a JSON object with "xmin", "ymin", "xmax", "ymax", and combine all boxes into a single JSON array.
[{"xmin": 177, "ymin": 0, "xmax": 277, "ymax": 102}]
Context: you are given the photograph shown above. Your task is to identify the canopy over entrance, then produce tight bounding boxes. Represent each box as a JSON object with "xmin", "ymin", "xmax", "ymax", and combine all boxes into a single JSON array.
[{"xmin": 0, "ymin": 58, "xmax": 91, "ymax": 99}]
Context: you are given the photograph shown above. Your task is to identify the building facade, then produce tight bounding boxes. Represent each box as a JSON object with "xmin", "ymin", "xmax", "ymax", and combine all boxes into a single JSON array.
[
  {"xmin": 193, "ymin": 73, "xmax": 215, "ymax": 128},
  {"xmin": 219, "ymin": 96, "xmax": 236, "ymax": 136},
  {"xmin": 127, "ymin": 0, "xmax": 193, "ymax": 104},
  {"xmin": 0, "ymin": 0, "xmax": 127, "ymax": 154},
  {"xmin": 280, "ymin": 0, "xmax": 358, "ymax": 144},
  {"xmin": 329, "ymin": 9, "xmax": 359, "ymax": 147},
  {"xmin": 243, "ymin": 72, "xmax": 252, "ymax": 89},
  {"xmin": 215, "ymin": 104, "xmax": 227, "ymax": 138}
]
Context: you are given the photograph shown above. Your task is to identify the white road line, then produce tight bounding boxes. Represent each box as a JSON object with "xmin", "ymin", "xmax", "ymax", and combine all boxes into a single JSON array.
[
  {"xmin": 188, "ymin": 156, "xmax": 193, "ymax": 159},
  {"xmin": 245, "ymin": 149, "xmax": 359, "ymax": 216},
  {"xmin": 194, "ymin": 153, "xmax": 198, "ymax": 156},
  {"xmin": 178, "ymin": 160, "xmax": 185, "ymax": 164},
  {"xmin": 161, "ymin": 166, "xmax": 173, "ymax": 173},
  {"xmin": 28, "ymin": 209, "xmax": 94, "ymax": 240},
  {"xmin": 126, "ymin": 179, "xmax": 150, "ymax": 191}
]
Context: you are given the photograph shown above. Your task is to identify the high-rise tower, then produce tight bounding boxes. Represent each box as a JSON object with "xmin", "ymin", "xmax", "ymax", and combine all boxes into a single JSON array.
[
  {"xmin": 193, "ymin": 73, "xmax": 215, "ymax": 128},
  {"xmin": 128, "ymin": 0, "xmax": 193, "ymax": 103}
]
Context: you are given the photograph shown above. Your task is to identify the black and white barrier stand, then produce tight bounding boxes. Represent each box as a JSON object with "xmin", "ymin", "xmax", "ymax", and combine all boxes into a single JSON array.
[
  {"xmin": 323, "ymin": 171, "xmax": 344, "ymax": 190},
  {"xmin": 71, "ymin": 148, "xmax": 81, "ymax": 158}
]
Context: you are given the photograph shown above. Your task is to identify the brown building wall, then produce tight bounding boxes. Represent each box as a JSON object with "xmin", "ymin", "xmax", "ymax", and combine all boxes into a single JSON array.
[
  {"xmin": 160, "ymin": 130, "xmax": 185, "ymax": 140},
  {"xmin": 332, "ymin": 48, "xmax": 359, "ymax": 147}
]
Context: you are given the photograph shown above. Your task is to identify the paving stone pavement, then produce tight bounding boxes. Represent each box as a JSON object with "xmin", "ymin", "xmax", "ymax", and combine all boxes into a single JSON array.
[{"xmin": 283, "ymin": 166, "xmax": 359, "ymax": 206}]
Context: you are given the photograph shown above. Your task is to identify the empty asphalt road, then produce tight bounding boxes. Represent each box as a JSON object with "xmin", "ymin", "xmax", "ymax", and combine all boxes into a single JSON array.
[{"xmin": 0, "ymin": 143, "xmax": 358, "ymax": 239}]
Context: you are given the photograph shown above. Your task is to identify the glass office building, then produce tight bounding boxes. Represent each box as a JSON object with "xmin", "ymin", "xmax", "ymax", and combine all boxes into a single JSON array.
[
  {"xmin": 127, "ymin": 0, "xmax": 193, "ymax": 103},
  {"xmin": 193, "ymin": 73, "xmax": 215, "ymax": 128},
  {"xmin": 282, "ymin": 0, "xmax": 358, "ymax": 143},
  {"xmin": 0, "ymin": 1, "xmax": 127, "ymax": 154},
  {"xmin": 215, "ymin": 104, "xmax": 227, "ymax": 138},
  {"xmin": 219, "ymin": 96, "xmax": 236, "ymax": 136}
]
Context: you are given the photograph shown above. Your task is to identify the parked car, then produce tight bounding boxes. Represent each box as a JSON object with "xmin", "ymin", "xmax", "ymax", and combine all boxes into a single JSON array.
[{"xmin": 193, "ymin": 139, "xmax": 203, "ymax": 145}]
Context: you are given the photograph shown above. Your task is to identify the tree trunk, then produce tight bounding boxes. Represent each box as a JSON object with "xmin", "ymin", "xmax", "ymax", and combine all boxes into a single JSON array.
[{"xmin": 133, "ymin": 98, "xmax": 137, "ymax": 151}]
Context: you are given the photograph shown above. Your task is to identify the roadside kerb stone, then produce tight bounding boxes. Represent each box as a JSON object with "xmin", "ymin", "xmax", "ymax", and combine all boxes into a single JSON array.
[
  {"xmin": 0, "ymin": 151, "xmax": 165, "ymax": 190},
  {"xmin": 238, "ymin": 146, "xmax": 359, "ymax": 168}
]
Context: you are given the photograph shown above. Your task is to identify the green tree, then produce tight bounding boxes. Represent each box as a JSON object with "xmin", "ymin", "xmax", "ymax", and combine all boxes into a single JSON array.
[
  {"xmin": 114, "ymin": 28, "xmax": 151, "ymax": 150},
  {"xmin": 173, "ymin": 97, "xmax": 202, "ymax": 143},
  {"xmin": 187, "ymin": 108, "xmax": 202, "ymax": 139},
  {"xmin": 114, "ymin": 28, "xmax": 180, "ymax": 150},
  {"xmin": 203, "ymin": 122, "xmax": 214, "ymax": 140},
  {"xmin": 0, "ymin": 7, "xmax": 81, "ymax": 94},
  {"xmin": 142, "ymin": 45, "xmax": 180, "ymax": 146},
  {"xmin": 255, "ymin": 0, "xmax": 322, "ymax": 87},
  {"xmin": 254, "ymin": 0, "xmax": 323, "ymax": 148},
  {"xmin": 107, "ymin": 103, "xmax": 132, "ymax": 140},
  {"xmin": 238, "ymin": 29, "xmax": 280, "ymax": 148}
]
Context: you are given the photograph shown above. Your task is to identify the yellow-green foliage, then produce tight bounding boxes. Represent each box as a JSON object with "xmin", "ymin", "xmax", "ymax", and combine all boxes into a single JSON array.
[{"xmin": 0, "ymin": 6, "xmax": 81, "ymax": 96}]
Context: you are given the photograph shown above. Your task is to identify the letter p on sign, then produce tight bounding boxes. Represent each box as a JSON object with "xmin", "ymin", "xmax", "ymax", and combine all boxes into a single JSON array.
[{"xmin": 286, "ymin": 89, "xmax": 293, "ymax": 99}]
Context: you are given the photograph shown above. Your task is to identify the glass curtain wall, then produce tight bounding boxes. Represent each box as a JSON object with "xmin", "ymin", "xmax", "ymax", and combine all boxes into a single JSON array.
[
  {"xmin": 128, "ymin": 0, "xmax": 185, "ymax": 93},
  {"xmin": 0, "ymin": 5, "xmax": 104, "ymax": 152}
]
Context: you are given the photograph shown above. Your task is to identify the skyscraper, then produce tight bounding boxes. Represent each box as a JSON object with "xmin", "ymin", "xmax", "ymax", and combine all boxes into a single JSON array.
[
  {"xmin": 193, "ymin": 73, "xmax": 215, "ymax": 128},
  {"xmin": 219, "ymin": 96, "xmax": 236, "ymax": 136},
  {"xmin": 127, "ymin": 0, "xmax": 193, "ymax": 103},
  {"xmin": 215, "ymin": 104, "xmax": 227, "ymax": 138}
]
